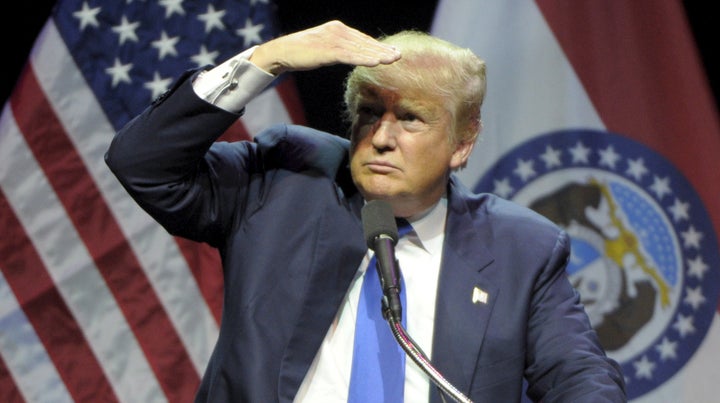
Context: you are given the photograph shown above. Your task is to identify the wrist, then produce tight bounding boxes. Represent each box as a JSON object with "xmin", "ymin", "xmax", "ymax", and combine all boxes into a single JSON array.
[{"xmin": 249, "ymin": 42, "xmax": 286, "ymax": 76}]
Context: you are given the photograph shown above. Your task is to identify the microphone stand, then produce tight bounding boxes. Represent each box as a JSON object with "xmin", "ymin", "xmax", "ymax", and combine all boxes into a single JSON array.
[{"xmin": 383, "ymin": 306, "xmax": 473, "ymax": 403}]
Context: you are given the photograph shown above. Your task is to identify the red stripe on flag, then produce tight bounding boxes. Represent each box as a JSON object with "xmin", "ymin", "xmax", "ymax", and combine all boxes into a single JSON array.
[
  {"xmin": 175, "ymin": 237, "xmax": 223, "ymax": 323},
  {"xmin": 0, "ymin": 189, "xmax": 119, "ymax": 402},
  {"xmin": 537, "ymin": 0, "xmax": 720, "ymax": 258},
  {"xmin": 276, "ymin": 77, "xmax": 308, "ymax": 126},
  {"xmin": 218, "ymin": 118, "xmax": 252, "ymax": 143},
  {"xmin": 9, "ymin": 64, "xmax": 199, "ymax": 400},
  {"xmin": 0, "ymin": 352, "xmax": 23, "ymax": 403}
]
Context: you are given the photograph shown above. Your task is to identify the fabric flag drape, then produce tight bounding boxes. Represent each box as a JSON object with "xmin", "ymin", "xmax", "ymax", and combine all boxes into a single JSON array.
[
  {"xmin": 0, "ymin": 0, "xmax": 304, "ymax": 402},
  {"xmin": 432, "ymin": 1, "xmax": 720, "ymax": 402}
]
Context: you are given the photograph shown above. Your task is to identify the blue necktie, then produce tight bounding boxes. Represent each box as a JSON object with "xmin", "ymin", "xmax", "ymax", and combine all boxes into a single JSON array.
[{"xmin": 348, "ymin": 220, "xmax": 413, "ymax": 403}]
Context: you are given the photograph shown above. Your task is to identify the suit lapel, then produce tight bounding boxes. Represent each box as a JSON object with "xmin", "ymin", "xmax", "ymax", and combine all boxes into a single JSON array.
[
  {"xmin": 277, "ymin": 191, "xmax": 366, "ymax": 402},
  {"xmin": 430, "ymin": 181, "xmax": 497, "ymax": 402}
]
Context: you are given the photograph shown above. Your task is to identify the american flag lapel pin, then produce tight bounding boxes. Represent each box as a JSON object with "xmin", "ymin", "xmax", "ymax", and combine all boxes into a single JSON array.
[{"xmin": 472, "ymin": 286, "xmax": 488, "ymax": 304}]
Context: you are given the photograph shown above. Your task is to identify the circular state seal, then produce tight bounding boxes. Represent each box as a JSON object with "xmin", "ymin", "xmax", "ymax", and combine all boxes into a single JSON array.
[{"xmin": 474, "ymin": 128, "xmax": 720, "ymax": 399}]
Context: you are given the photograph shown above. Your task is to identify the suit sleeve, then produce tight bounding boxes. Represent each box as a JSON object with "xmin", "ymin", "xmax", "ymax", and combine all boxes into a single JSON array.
[
  {"xmin": 524, "ymin": 230, "xmax": 626, "ymax": 402},
  {"xmin": 104, "ymin": 70, "xmax": 253, "ymax": 246}
]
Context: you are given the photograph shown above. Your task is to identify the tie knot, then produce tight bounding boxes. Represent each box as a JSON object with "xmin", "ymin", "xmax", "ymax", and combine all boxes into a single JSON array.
[{"xmin": 395, "ymin": 218, "xmax": 413, "ymax": 238}]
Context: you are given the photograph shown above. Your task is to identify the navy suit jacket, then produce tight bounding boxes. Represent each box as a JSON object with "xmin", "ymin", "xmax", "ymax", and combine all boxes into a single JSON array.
[{"xmin": 106, "ymin": 72, "xmax": 625, "ymax": 402}]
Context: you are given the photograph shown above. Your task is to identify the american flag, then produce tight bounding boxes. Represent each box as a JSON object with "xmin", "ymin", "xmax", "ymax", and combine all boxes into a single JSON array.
[{"xmin": 0, "ymin": 0, "xmax": 304, "ymax": 401}]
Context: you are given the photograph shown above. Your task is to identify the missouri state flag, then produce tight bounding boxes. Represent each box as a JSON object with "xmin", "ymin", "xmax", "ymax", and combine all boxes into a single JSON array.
[
  {"xmin": 432, "ymin": 1, "xmax": 720, "ymax": 401},
  {"xmin": 0, "ymin": 0, "xmax": 303, "ymax": 401}
]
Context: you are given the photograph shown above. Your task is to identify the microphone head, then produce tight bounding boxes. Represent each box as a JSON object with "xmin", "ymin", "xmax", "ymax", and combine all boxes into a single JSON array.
[{"xmin": 361, "ymin": 200, "xmax": 399, "ymax": 250}]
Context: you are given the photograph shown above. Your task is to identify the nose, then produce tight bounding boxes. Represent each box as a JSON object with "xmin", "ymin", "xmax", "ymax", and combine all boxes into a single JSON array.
[{"xmin": 370, "ymin": 113, "xmax": 399, "ymax": 150}]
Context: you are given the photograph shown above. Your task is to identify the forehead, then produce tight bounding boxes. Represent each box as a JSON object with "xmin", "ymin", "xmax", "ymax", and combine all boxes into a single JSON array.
[{"xmin": 357, "ymin": 84, "xmax": 447, "ymax": 114}]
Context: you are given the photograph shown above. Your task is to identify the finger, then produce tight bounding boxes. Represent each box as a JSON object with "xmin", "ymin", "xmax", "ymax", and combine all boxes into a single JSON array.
[
  {"xmin": 351, "ymin": 45, "xmax": 402, "ymax": 66},
  {"xmin": 330, "ymin": 27, "xmax": 401, "ymax": 65}
]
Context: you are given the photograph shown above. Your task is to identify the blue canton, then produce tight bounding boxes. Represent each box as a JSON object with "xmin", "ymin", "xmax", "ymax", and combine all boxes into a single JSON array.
[{"xmin": 52, "ymin": 0, "xmax": 280, "ymax": 131}]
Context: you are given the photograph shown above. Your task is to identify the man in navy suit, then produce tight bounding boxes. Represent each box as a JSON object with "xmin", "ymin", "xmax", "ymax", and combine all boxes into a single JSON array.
[{"xmin": 106, "ymin": 20, "xmax": 625, "ymax": 402}]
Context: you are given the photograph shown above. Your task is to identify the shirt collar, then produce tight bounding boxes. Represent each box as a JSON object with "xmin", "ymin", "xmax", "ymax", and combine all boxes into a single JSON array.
[{"xmin": 404, "ymin": 197, "xmax": 447, "ymax": 256}]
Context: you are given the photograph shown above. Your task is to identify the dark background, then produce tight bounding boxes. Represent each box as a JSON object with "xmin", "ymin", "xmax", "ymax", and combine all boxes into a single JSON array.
[{"xmin": 2, "ymin": 1, "xmax": 716, "ymax": 136}]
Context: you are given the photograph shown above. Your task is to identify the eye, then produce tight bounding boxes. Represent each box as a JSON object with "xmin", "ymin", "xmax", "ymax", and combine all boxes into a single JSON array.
[
  {"xmin": 357, "ymin": 105, "xmax": 376, "ymax": 116},
  {"xmin": 401, "ymin": 112, "xmax": 420, "ymax": 122},
  {"xmin": 356, "ymin": 104, "xmax": 383, "ymax": 126}
]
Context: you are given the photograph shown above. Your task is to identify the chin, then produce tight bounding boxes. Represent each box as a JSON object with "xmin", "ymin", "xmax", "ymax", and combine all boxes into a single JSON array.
[{"xmin": 358, "ymin": 182, "xmax": 398, "ymax": 199}]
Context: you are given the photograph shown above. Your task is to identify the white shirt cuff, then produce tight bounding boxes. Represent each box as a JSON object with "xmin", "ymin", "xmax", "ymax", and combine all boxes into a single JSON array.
[{"xmin": 192, "ymin": 46, "xmax": 276, "ymax": 112}]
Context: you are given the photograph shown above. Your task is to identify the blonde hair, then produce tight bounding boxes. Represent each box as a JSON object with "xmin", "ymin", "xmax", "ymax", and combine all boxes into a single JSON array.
[{"xmin": 343, "ymin": 30, "xmax": 486, "ymax": 145}]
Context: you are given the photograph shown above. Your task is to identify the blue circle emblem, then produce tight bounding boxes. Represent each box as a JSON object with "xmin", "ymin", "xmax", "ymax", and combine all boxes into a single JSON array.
[{"xmin": 474, "ymin": 129, "xmax": 720, "ymax": 399}]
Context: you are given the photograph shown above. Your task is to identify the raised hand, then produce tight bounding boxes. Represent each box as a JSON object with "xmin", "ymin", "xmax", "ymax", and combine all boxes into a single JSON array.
[{"xmin": 249, "ymin": 20, "xmax": 402, "ymax": 75}]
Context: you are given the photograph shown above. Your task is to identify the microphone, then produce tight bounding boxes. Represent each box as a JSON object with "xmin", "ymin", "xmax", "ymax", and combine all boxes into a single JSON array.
[{"xmin": 361, "ymin": 200, "xmax": 402, "ymax": 322}]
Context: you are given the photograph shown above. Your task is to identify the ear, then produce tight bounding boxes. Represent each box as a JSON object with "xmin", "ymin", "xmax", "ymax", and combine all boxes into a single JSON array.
[{"xmin": 450, "ymin": 140, "xmax": 475, "ymax": 170}]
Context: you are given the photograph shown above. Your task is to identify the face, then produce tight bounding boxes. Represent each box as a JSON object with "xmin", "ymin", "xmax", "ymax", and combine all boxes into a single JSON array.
[{"xmin": 349, "ymin": 85, "xmax": 474, "ymax": 218}]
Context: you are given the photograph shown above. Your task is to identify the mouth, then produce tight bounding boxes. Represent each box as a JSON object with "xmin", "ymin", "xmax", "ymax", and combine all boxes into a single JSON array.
[{"xmin": 365, "ymin": 160, "xmax": 399, "ymax": 174}]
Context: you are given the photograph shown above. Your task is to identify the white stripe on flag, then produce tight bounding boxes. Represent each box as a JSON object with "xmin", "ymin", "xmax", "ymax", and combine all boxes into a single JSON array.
[
  {"xmin": 242, "ymin": 83, "xmax": 296, "ymax": 136},
  {"xmin": 431, "ymin": 0, "xmax": 604, "ymax": 189},
  {"xmin": 631, "ymin": 315, "xmax": 720, "ymax": 402}
]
